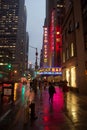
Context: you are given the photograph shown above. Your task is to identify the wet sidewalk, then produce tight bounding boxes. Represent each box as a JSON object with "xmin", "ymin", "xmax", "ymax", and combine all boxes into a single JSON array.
[
  {"xmin": 24, "ymin": 86, "xmax": 87, "ymax": 130},
  {"xmin": 1, "ymin": 86, "xmax": 87, "ymax": 130}
]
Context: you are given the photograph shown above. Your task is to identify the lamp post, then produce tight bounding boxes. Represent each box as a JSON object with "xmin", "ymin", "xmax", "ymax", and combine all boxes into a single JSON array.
[
  {"xmin": 29, "ymin": 45, "xmax": 38, "ymax": 70},
  {"xmin": 35, "ymin": 48, "xmax": 38, "ymax": 70}
]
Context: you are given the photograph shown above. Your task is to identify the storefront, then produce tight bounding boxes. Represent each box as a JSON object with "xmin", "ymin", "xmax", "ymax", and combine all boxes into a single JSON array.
[
  {"xmin": 62, "ymin": 66, "xmax": 76, "ymax": 89},
  {"xmin": 37, "ymin": 67, "xmax": 62, "ymax": 83}
]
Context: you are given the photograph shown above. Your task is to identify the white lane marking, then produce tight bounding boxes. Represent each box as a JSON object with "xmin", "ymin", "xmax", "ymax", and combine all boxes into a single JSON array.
[
  {"xmin": 0, "ymin": 109, "xmax": 11, "ymax": 122},
  {"xmin": 0, "ymin": 98, "xmax": 22, "ymax": 122}
]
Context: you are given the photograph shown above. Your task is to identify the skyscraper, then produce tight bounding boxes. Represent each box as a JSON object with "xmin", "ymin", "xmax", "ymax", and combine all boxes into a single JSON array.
[
  {"xmin": 0, "ymin": 0, "xmax": 28, "ymax": 81},
  {"xmin": 42, "ymin": 0, "xmax": 64, "ymax": 67}
]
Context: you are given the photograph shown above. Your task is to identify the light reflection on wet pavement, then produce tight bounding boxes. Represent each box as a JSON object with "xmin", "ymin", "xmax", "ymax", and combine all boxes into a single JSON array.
[
  {"xmin": 27, "ymin": 87, "xmax": 87, "ymax": 130},
  {"xmin": 1, "ymin": 84, "xmax": 87, "ymax": 130},
  {"xmin": 28, "ymin": 87, "xmax": 73, "ymax": 130}
]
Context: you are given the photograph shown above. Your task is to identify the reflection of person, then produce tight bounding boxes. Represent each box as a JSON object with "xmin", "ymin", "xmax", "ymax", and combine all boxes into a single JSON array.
[
  {"xmin": 28, "ymin": 89, "xmax": 38, "ymax": 120},
  {"xmin": 59, "ymin": 80, "xmax": 68, "ymax": 93},
  {"xmin": 48, "ymin": 82, "xmax": 56, "ymax": 103},
  {"xmin": 39, "ymin": 81, "xmax": 42, "ymax": 96}
]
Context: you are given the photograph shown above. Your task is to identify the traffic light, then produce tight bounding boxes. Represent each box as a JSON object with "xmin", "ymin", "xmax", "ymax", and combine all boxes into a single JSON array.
[
  {"xmin": 0, "ymin": 73, "xmax": 3, "ymax": 78},
  {"xmin": 7, "ymin": 63, "xmax": 12, "ymax": 70},
  {"xmin": 23, "ymin": 73, "xmax": 26, "ymax": 77}
]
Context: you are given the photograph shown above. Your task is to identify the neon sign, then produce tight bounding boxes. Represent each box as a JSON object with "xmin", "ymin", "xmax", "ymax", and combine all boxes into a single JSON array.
[{"xmin": 37, "ymin": 67, "xmax": 62, "ymax": 75}]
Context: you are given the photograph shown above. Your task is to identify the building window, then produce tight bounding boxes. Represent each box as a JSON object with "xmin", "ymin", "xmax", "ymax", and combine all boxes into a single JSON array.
[
  {"xmin": 68, "ymin": 21, "xmax": 74, "ymax": 33},
  {"xmin": 81, "ymin": 0, "xmax": 87, "ymax": 49},
  {"xmin": 70, "ymin": 42, "xmax": 74, "ymax": 57},
  {"xmin": 71, "ymin": 67, "xmax": 76, "ymax": 87},
  {"xmin": 66, "ymin": 69, "xmax": 70, "ymax": 86},
  {"xmin": 62, "ymin": 52, "xmax": 65, "ymax": 63},
  {"xmin": 66, "ymin": 48, "xmax": 69, "ymax": 60}
]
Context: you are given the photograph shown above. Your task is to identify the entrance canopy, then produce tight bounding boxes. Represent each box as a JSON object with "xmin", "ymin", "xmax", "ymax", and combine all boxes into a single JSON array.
[{"xmin": 37, "ymin": 67, "xmax": 62, "ymax": 76}]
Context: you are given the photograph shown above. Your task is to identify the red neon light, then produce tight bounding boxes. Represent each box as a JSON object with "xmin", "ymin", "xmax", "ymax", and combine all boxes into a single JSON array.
[
  {"xmin": 56, "ymin": 26, "xmax": 62, "ymax": 52},
  {"xmin": 3, "ymin": 84, "xmax": 12, "ymax": 87}
]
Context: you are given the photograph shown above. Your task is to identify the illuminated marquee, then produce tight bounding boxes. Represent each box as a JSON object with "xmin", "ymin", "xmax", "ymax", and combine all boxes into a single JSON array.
[{"xmin": 37, "ymin": 67, "xmax": 62, "ymax": 75}]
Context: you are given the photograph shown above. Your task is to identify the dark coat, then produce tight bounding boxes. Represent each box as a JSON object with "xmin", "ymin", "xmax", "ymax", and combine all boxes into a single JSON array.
[{"xmin": 49, "ymin": 85, "xmax": 56, "ymax": 95}]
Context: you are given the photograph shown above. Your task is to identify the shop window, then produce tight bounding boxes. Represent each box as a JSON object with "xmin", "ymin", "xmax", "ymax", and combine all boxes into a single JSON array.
[
  {"xmin": 71, "ymin": 67, "xmax": 76, "ymax": 87},
  {"xmin": 66, "ymin": 69, "xmax": 70, "ymax": 86}
]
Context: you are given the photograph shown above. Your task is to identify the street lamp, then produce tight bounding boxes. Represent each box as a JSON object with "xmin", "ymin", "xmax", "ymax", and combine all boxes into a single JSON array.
[
  {"xmin": 35, "ymin": 48, "xmax": 38, "ymax": 70},
  {"xmin": 29, "ymin": 45, "xmax": 38, "ymax": 70}
]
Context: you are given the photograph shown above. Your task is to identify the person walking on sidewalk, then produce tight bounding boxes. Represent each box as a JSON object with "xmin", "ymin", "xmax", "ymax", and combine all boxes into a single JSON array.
[
  {"xmin": 29, "ymin": 83, "xmax": 38, "ymax": 120},
  {"xmin": 48, "ymin": 82, "xmax": 56, "ymax": 103}
]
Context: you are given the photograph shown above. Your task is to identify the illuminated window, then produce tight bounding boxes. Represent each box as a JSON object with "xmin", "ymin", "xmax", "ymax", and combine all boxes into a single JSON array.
[
  {"xmin": 66, "ymin": 69, "xmax": 70, "ymax": 86},
  {"xmin": 57, "ymin": 4, "xmax": 63, "ymax": 8},
  {"xmin": 44, "ymin": 59, "xmax": 47, "ymax": 62},
  {"xmin": 71, "ymin": 42, "xmax": 74, "ymax": 57},
  {"xmin": 71, "ymin": 67, "xmax": 76, "ymax": 87}
]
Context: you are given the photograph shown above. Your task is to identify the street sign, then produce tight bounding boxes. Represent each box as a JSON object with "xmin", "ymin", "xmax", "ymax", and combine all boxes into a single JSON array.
[{"xmin": 4, "ymin": 88, "xmax": 12, "ymax": 96}]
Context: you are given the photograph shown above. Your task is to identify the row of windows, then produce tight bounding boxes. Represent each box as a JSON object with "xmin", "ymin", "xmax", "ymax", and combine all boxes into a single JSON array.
[
  {"xmin": 0, "ymin": 27, "xmax": 17, "ymax": 30},
  {"xmin": 1, "ymin": 15, "xmax": 18, "ymax": 19},
  {"xmin": 0, "ymin": 23, "xmax": 18, "ymax": 28},
  {"xmin": 1, "ymin": 4, "xmax": 18, "ymax": 9},
  {"xmin": 62, "ymin": 42, "xmax": 75, "ymax": 63},
  {"xmin": 0, "ymin": 33, "xmax": 17, "ymax": 36},
  {"xmin": 0, "ymin": 55, "xmax": 15, "ymax": 62},
  {"xmin": 0, "ymin": 9, "xmax": 19, "ymax": 15},
  {"xmin": 0, "ymin": 40, "xmax": 16, "ymax": 44},
  {"xmin": 81, "ymin": 0, "xmax": 87, "ymax": 49},
  {"xmin": 0, "ymin": 21, "xmax": 18, "ymax": 24},
  {"xmin": 63, "ymin": 22, "xmax": 75, "ymax": 41},
  {"xmin": 0, "ymin": 45, "xmax": 16, "ymax": 48},
  {"xmin": 0, "ymin": 39, "xmax": 16, "ymax": 45}
]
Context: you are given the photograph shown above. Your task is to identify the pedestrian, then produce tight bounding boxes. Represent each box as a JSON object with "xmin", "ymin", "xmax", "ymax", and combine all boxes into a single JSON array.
[
  {"xmin": 59, "ymin": 80, "xmax": 69, "ymax": 93},
  {"xmin": 32, "ymin": 79, "xmax": 37, "ymax": 93},
  {"xmin": 48, "ymin": 82, "xmax": 56, "ymax": 103},
  {"xmin": 60, "ymin": 80, "xmax": 69, "ymax": 99},
  {"xmin": 62, "ymin": 80, "xmax": 69, "ymax": 93},
  {"xmin": 28, "ymin": 86, "xmax": 38, "ymax": 120}
]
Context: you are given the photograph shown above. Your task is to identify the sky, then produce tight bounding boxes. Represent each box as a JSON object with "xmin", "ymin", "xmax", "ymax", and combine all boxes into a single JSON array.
[{"xmin": 25, "ymin": 0, "xmax": 46, "ymax": 68}]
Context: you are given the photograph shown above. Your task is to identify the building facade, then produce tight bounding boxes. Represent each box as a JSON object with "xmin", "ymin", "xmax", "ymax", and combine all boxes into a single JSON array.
[
  {"xmin": 41, "ymin": 0, "xmax": 64, "ymax": 68},
  {"xmin": 62, "ymin": 0, "xmax": 87, "ymax": 94},
  {"xmin": 39, "ymin": 0, "xmax": 64, "ymax": 82},
  {"xmin": 0, "ymin": 0, "xmax": 28, "ymax": 81}
]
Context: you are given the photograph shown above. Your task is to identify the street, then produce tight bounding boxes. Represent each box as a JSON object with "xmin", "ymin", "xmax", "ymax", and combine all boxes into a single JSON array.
[{"xmin": 0, "ymin": 84, "xmax": 87, "ymax": 130}]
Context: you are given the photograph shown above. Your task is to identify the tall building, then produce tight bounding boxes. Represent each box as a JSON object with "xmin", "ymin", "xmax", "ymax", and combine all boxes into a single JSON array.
[
  {"xmin": 44, "ymin": 0, "xmax": 64, "ymax": 67},
  {"xmin": 41, "ymin": 0, "xmax": 64, "ymax": 67},
  {"xmin": 39, "ymin": 0, "xmax": 63, "ymax": 82},
  {"xmin": 0, "ymin": 0, "xmax": 28, "ymax": 81},
  {"xmin": 62, "ymin": 0, "xmax": 87, "ymax": 94}
]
